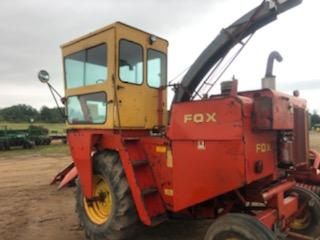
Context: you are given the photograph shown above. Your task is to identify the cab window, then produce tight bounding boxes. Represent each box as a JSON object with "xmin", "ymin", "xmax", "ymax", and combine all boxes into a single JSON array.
[
  {"xmin": 67, "ymin": 92, "xmax": 107, "ymax": 124},
  {"xmin": 65, "ymin": 44, "xmax": 107, "ymax": 89},
  {"xmin": 147, "ymin": 49, "xmax": 166, "ymax": 88},
  {"xmin": 119, "ymin": 40, "xmax": 143, "ymax": 84}
]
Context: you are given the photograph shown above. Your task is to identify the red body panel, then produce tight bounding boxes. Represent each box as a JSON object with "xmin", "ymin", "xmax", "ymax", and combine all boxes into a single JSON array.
[
  {"xmin": 168, "ymin": 97, "xmax": 243, "ymax": 141},
  {"xmin": 170, "ymin": 140, "xmax": 245, "ymax": 211},
  {"xmin": 167, "ymin": 95, "xmax": 278, "ymax": 210}
]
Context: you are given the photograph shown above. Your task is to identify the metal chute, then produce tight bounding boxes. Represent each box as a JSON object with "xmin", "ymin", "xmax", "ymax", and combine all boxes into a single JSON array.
[{"xmin": 172, "ymin": 0, "xmax": 303, "ymax": 103}]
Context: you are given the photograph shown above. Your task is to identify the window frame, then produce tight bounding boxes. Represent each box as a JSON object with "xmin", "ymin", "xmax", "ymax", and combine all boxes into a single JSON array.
[
  {"xmin": 118, "ymin": 39, "xmax": 144, "ymax": 86},
  {"xmin": 146, "ymin": 48, "xmax": 167, "ymax": 89},
  {"xmin": 66, "ymin": 91, "xmax": 108, "ymax": 125},
  {"xmin": 64, "ymin": 43, "xmax": 108, "ymax": 89}
]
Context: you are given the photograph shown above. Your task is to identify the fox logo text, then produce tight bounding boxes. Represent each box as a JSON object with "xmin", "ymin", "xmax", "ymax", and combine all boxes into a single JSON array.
[{"xmin": 184, "ymin": 113, "xmax": 217, "ymax": 123}]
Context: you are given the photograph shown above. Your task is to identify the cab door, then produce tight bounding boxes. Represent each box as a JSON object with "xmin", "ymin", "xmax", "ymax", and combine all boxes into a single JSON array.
[
  {"xmin": 115, "ymin": 38, "xmax": 146, "ymax": 128},
  {"xmin": 114, "ymin": 23, "xmax": 168, "ymax": 129}
]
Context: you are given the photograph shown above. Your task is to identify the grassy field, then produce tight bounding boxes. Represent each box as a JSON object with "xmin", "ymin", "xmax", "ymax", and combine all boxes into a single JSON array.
[
  {"xmin": 0, "ymin": 122, "xmax": 65, "ymax": 133},
  {"xmin": 0, "ymin": 122, "xmax": 68, "ymax": 158},
  {"xmin": 0, "ymin": 143, "xmax": 70, "ymax": 158}
]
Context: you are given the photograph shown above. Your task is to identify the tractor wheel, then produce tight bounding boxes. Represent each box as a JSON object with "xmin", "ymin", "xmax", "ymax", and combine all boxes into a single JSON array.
[
  {"xmin": 35, "ymin": 139, "xmax": 41, "ymax": 145},
  {"xmin": 288, "ymin": 186, "xmax": 320, "ymax": 237},
  {"xmin": 204, "ymin": 213, "xmax": 275, "ymax": 240},
  {"xmin": 75, "ymin": 151, "xmax": 139, "ymax": 240},
  {"xmin": 4, "ymin": 142, "xmax": 10, "ymax": 150},
  {"xmin": 23, "ymin": 140, "xmax": 35, "ymax": 149},
  {"xmin": 46, "ymin": 139, "xmax": 52, "ymax": 145}
]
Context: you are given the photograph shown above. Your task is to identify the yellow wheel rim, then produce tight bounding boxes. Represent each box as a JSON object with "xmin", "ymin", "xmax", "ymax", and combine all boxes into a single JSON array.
[
  {"xmin": 83, "ymin": 175, "xmax": 113, "ymax": 225},
  {"xmin": 290, "ymin": 208, "xmax": 311, "ymax": 230}
]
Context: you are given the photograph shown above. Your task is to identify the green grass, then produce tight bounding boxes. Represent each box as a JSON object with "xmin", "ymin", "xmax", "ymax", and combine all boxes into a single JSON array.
[
  {"xmin": 0, "ymin": 122, "xmax": 65, "ymax": 134},
  {"xmin": 0, "ymin": 143, "xmax": 70, "ymax": 158}
]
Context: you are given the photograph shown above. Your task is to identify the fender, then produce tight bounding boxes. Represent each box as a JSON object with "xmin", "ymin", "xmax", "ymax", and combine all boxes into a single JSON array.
[
  {"xmin": 67, "ymin": 129, "xmax": 157, "ymax": 225},
  {"xmin": 67, "ymin": 131, "xmax": 98, "ymax": 197}
]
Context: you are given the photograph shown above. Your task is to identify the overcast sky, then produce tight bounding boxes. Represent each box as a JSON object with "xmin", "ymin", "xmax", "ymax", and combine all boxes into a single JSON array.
[{"xmin": 0, "ymin": 0, "xmax": 319, "ymax": 112}]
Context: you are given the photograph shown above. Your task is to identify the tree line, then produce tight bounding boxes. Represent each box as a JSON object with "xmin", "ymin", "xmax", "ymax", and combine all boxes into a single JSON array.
[{"xmin": 0, "ymin": 104, "xmax": 65, "ymax": 123}]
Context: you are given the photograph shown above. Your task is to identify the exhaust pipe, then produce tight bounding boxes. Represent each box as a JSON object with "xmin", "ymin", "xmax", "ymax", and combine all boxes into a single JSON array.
[{"xmin": 262, "ymin": 51, "xmax": 283, "ymax": 90}]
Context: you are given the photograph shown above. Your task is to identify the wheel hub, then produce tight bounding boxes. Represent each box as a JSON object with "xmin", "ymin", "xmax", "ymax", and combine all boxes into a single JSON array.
[
  {"xmin": 83, "ymin": 175, "xmax": 112, "ymax": 225},
  {"xmin": 289, "ymin": 206, "xmax": 311, "ymax": 230}
]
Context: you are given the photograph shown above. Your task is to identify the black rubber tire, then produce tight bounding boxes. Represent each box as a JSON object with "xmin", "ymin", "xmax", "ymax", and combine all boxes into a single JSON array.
[
  {"xmin": 4, "ymin": 142, "xmax": 10, "ymax": 150},
  {"xmin": 23, "ymin": 140, "xmax": 35, "ymax": 149},
  {"xmin": 204, "ymin": 213, "xmax": 276, "ymax": 240},
  {"xmin": 23, "ymin": 142, "xmax": 30, "ymax": 149},
  {"xmin": 287, "ymin": 186, "xmax": 320, "ymax": 237},
  {"xmin": 46, "ymin": 139, "xmax": 51, "ymax": 145},
  {"xmin": 296, "ymin": 183, "xmax": 320, "ymax": 197},
  {"xmin": 35, "ymin": 139, "xmax": 41, "ymax": 145},
  {"xmin": 75, "ymin": 151, "xmax": 139, "ymax": 240}
]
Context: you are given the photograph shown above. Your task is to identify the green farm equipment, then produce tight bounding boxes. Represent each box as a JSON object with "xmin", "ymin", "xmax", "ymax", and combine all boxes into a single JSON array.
[
  {"xmin": 0, "ymin": 125, "xmax": 51, "ymax": 150},
  {"xmin": 0, "ymin": 129, "xmax": 34, "ymax": 150},
  {"xmin": 0, "ymin": 135, "xmax": 10, "ymax": 150},
  {"xmin": 27, "ymin": 126, "xmax": 52, "ymax": 145}
]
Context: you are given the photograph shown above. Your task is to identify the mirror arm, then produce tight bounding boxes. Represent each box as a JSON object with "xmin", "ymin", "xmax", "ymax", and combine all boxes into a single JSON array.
[
  {"xmin": 46, "ymin": 83, "xmax": 67, "ymax": 120},
  {"xmin": 47, "ymin": 82, "xmax": 63, "ymax": 99}
]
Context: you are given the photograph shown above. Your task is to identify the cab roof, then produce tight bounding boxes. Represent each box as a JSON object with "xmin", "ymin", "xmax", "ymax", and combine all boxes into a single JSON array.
[{"xmin": 61, "ymin": 21, "xmax": 169, "ymax": 48}]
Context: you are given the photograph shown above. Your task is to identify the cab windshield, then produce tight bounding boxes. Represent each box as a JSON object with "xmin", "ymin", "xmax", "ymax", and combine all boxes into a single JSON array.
[{"xmin": 64, "ymin": 44, "xmax": 107, "ymax": 89}]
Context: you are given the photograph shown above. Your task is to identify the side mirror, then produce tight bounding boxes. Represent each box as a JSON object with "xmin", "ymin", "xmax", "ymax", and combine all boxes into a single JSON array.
[{"xmin": 38, "ymin": 70, "xmax": 50, "ymax": 83}]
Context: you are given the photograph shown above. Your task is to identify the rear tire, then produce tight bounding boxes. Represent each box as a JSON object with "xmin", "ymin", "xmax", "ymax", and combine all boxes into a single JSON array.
[
  {"xmin": 204, "ymin": 213, "xmax": 275, "ymax": 240},
  {"xmin": 75, "ymin": 151, "xmax": 139, "ymax": 240},
  {"xmin": 288, "ymin": 186, "xmax": 320, "ymax": 237}
]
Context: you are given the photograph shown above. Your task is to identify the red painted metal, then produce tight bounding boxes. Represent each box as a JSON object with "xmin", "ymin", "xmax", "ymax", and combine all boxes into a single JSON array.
[
  {"xmin": 67, "ymin": 131, "xmax": 96, "ymax": 197},
  {"xmin": 288, "ymin": 150, "xmax": 320, "ymax": 186},
  {"xmin": 257, "ymin": 209, "xmax": 277, "ymax": 229},
  {"xmin": 67, "ymin": 130, "xmax": 167, "ymax": 225},
  {"xmin": 255, "ymin": 181, "xmax": 298, "ymax": 231},
  {"xmin": 65, "ymin": 86, "xmax": 313, "ymax": 235},
  {"xmin": 310, "ymin": 149, "xmax": 320, "ymax": 169},
  {"xmin": 262, "ymin": 181, "xmax": 295, "ymax": 200},
  {"xmin": 50, "ymin": 162, "xmax": 74, "ymax": 185},
  {"xmin": 58, "ymin": 166, "xmax": 78, "ymax": 189},
  {"xmin": 168, "ymin": 97, "xmax": 243, "ymax": 141},
  {"xmin": 293, "ymin": 108, "xmax": 309, "ymax": 165}
]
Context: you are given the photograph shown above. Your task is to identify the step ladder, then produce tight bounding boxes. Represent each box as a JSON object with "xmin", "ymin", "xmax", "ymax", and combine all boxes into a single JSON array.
[{"xmin": 123, "ymin": 137, "xmax": 167, "ymax": 225}]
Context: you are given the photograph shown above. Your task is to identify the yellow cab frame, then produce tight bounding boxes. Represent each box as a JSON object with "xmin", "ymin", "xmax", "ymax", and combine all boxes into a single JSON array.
[{"xmin": 61, "ymin": 22, "xmax": 168, "ymax": 130}]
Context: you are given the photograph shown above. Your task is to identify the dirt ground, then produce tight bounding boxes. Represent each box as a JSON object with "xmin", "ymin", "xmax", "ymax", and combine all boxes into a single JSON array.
[{"xmin": 1, "ymin": 133, "xmax": 320, "ymax": 240}]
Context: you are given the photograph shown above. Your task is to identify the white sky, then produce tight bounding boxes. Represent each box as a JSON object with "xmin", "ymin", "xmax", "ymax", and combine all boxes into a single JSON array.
[{"xmin": 0, "ymin": 0, "xmax": 319, "ymax": 112}]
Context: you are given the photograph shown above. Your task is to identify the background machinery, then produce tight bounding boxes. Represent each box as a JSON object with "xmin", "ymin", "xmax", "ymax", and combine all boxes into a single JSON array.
[
  {"xmin": 0, "ymin": 125, "xmax": 51, "ymax": 150},
  {"xmin": 40, "ymin": 0, "xmax": 320, "ymax": 239}
]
